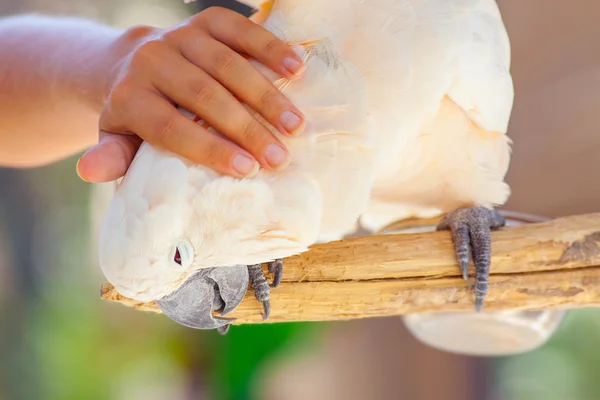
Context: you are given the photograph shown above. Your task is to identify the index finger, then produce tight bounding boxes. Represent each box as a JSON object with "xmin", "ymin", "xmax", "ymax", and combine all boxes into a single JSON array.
[{"xmin": 193, "ymin": 7, "xmax": 306, "ymax": 80}]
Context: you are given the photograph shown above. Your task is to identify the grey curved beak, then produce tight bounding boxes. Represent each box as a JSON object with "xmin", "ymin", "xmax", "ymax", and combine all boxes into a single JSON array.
[{"xmin": 155, "ymin": 265, "xmax": 249, "ymax": 330}]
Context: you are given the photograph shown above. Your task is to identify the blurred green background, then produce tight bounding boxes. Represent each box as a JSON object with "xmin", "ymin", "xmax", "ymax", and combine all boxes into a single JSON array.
[{"xmin": 2, "ymin": 1, "xmax": 600, "ymax": 399}]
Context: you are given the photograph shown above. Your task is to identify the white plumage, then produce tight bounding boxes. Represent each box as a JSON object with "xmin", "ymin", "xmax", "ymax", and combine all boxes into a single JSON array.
[{"xmin": 98, "ymin": 0, "xmax": 513, "ymax": 310}]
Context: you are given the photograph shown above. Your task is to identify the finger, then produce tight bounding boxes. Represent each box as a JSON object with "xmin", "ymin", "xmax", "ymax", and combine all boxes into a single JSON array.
[
  {"xmin": 106, "ymin": 89, "xmax": 260, "ymax": 177},
  {"xmin": 181, "ymin": 37, "xmax": 305, "ymax": 136},
  {"xmin": 193, "ymin": 7, "xmax": 306, "ymax": 79},
  {"xmin": 150, "ymin": 55, "xmax": 291, "ymax": 170},
  {"xmin": 77, "ymin": 133, "xmax": 142, "ymax": 183}
]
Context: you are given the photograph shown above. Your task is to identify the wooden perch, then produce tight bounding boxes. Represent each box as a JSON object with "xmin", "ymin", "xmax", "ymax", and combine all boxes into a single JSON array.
[{"xmin": 100, "ymin": 212, "xmax": 600, "ymax": 325}]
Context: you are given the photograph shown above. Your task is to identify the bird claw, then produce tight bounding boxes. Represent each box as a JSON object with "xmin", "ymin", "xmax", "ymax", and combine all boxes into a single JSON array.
[
  {"xmin": 268, "ymin": 259, "xmax": 283, "ymax": 288},
  {"xmin": 248, "ymin": 259, "xmax": 283, "ymax": 320},
  {"xmin": 437, "ymin": 207, "xmax": 505, "ymax": 312},
  {"xmin": 155, "ymin": 265, "xmax": 249, "ymax": 330}
]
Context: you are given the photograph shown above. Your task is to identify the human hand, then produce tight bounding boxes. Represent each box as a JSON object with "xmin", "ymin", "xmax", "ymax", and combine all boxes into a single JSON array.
[{"xmin": 76, "ymin": 6, "xmax": 306, "ymax": 182}]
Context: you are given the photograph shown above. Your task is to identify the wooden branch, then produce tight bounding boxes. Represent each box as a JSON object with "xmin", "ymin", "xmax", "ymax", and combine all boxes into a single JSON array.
[{"xmin": 100, "ymin": 213, "xmax": 600, "ymax": 324}]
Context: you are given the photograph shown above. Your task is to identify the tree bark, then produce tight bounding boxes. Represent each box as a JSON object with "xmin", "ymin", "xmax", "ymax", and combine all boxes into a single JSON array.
[{"xmin": 100, "ymin": 212, "xmax": 600, "ymax": 324}]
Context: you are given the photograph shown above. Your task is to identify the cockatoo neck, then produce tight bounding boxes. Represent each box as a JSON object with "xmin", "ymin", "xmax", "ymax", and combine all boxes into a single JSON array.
[{"xmin": 247, "ymin": 0, "xmax": 276, "ymax": 24}]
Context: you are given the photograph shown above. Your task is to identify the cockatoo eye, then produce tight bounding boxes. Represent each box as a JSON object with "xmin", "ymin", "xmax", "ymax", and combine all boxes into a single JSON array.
[
  {"xmin": 174, "ymin": 249, "xmax": 182, "ymax": 265},
  {"xmin": 170, "ymin": 239, "xmax": 194, "ymax": 269}
]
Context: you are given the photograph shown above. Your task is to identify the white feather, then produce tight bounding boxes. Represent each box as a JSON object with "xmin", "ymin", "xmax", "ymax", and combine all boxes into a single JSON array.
[{"xmin": 98, "ymin": 0, "xmax": 514, "ymax": 301}]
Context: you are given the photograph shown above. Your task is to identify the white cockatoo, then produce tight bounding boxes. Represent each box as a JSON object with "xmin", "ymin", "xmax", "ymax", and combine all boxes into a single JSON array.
[{"xmin": 98, "ymin": 0, "xmax": 513, "ymax": 334}]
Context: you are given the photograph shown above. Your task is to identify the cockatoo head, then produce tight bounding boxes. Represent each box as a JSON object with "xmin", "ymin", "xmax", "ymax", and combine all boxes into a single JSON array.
[{"xmin": 97, "ymin": 142, "xmax": 251, "ymax": 330}]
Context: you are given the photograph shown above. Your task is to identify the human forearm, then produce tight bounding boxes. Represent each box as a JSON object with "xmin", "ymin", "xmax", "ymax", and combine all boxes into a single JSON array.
[
  {"xmin": 0, "ymin": 7, "xmax": 306, "ymax": 181},
  {"xmin": 0, "ymin": 14, "xmax": 126, "ymax": 167}
]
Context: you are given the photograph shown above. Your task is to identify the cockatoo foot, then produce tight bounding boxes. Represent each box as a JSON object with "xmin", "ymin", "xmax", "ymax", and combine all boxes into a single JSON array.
[
  {"xmin": 436, "ymin": 207, "xmax": 505, "ymax": 312},
  {"xmin": 155, "ymin": 265, "xmax": 249, "ymax": 331},
  {"xmin": 267, "ymin": 259, "xmax": 284, "ymax": 288},
  {"xmin": 248, "ymin": 259, "xmax": 284, "ymax": 321}
]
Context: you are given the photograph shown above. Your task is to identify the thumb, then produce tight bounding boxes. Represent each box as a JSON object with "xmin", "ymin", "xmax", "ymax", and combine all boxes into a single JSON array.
[{"xmin": 76, "ymin": 133, "xmax": 142, "ymax": 183}]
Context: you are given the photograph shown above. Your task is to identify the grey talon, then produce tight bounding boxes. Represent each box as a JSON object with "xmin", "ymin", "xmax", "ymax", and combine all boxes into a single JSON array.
[
  {"xmin": 437, "ymin": 207, "xmax": 505, "ymax": 312},
  {"xmin": 248, "ymin": 264, "xmax": 272, "ymax": 320},
  {"xmin": 262, "ymin": 300, "xmax": 271, "ymax": 321},
  {"xmin": 268, "ymin": 259, "xmax": 284, "ymax": 288},
  {"xmin": 156, "ymin": 265, "xmax": 249, "ymax": 330}
]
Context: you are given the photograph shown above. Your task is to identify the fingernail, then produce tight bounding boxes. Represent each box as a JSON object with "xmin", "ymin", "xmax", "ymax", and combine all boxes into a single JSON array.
[
  {"xmin": 233, "ymin": 153, "xmax": 259, "ymax": 177},
  {"xmin": 265, "ymin": 143, "xmax": 289, "ymax": 170},
  {"xmin": 280, "ymin": 110, "xmax": 304, "ymax": 134},
  {"xmin": 284, "ymin": 57, "xmax": 306, "ymax": 76},
  {"xmin": 75, "ymin": 158, "xmax": 89, "ymax": 182}
]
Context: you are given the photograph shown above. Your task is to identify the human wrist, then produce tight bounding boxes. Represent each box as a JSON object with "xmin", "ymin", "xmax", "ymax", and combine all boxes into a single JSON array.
[{"xmin": 91, "ymin": 25, "xmax": 160, "ymax": 109}]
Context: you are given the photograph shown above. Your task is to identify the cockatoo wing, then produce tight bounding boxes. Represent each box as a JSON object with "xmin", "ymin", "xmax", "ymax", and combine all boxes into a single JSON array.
[
  {"xmin": 246, "ymin": 38, "xmax": 374, "ymax": 242},
  {"xmin": 256, "ymin": 0, "xmax": 418, "ymax": 240},
  {"xmin": 361, "ymin": 0, "xmax": 514, "ymax": 232}
]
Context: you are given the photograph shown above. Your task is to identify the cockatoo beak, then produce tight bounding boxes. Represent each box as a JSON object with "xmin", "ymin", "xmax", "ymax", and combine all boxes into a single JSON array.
[{"xmin": 155, "ymin": 265, "xmax": 249, "ymax": 330}]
